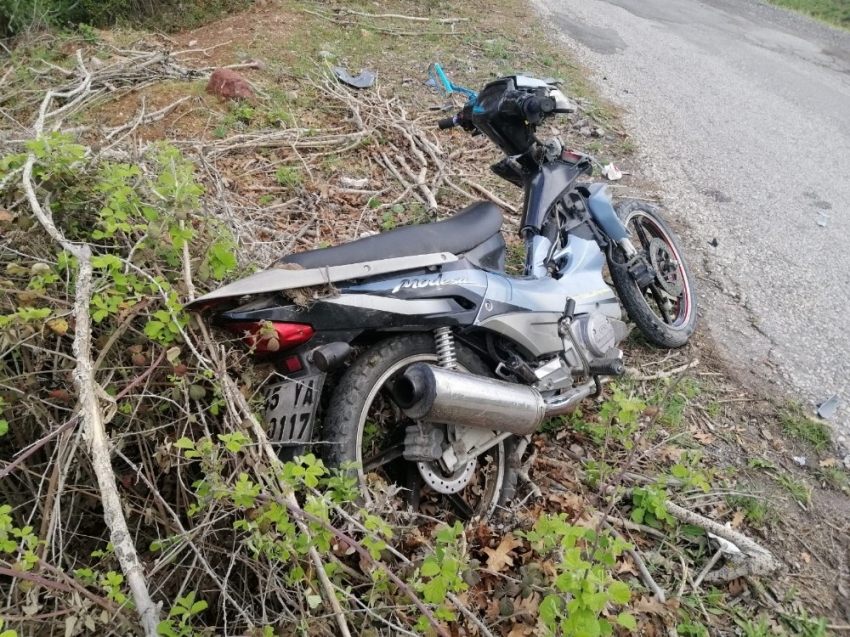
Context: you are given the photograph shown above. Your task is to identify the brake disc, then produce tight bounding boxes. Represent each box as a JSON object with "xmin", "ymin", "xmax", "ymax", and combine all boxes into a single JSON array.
[
  {"xmin": 648, "ymin": 237, "xmax": 684, "ymax": 297},
  {"xmin": 416, "ymin": 426, "xmax": 477, "ymax": 494},
  {"xmin": 417, "ymin": 458, "xmax": 476, "ymax": 494}
]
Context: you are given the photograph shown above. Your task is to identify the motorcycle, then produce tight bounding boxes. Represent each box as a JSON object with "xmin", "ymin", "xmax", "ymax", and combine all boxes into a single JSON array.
[{"xmin": 189, "ymin": 74, "xmax": 697, "ymax": 519}]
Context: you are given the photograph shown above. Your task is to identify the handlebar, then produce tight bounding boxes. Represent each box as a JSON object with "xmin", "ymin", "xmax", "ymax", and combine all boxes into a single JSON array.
[{"xmin": 437, "ymin": 116, "xmax": 457, "ymax": 130}]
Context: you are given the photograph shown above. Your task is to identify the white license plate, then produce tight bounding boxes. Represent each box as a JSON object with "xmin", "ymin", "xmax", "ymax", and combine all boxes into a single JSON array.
[{"xmin": 263, "ymin": 374, "xmax": 324, "ymax": 445}]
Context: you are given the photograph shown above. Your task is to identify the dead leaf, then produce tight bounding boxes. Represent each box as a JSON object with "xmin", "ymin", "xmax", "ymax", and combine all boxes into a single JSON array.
[
  {"xmin": 0, "ymin": 209, "xmax": 13, "ymax": 222},
  {"xmin": 45, "ymin": 317, "xmax": 69, "ymax": 335},
  {"xmin": 618, "ymin": 558, "xmax": 639, "ymax": 576},
  {"xmin": 693, "ymin": 431, "xmax": 715, "ymax": 444},
  {"xmin": 730, "ymin": 511, "xmax": 746, "ymax": 529},
  {"xmin": 729, "ymin": 578, "xmax": 747, "ymax": 595},
  {"xmin": 800, "ymin": 552, "xmax": 811, "ymax": 564},
  {"xmin": 482, "ymin": 533, "xmax": 524, "ymax": 572},
  {"xmin": 659, "ymin": 446, "xmax": 685, "ymax": 462},
  {"xmin": 820, "ymin": 458, "xmax": 837, "ymax": 468},
  {"xmin": 515, "ymin": 592, "xmax": 540, "ymax": 616},
  {"xmin": 506, "ymin": 624, "xmax": 533, "ymax": 637},
  {"xmin": 634, "ymin": 595, "xmax": 670, "ymax": 617}
]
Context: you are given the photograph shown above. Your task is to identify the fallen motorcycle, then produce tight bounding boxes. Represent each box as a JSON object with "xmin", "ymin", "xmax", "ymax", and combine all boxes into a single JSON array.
[{"xmin": 189, "ymin": 74, "xmax": 697, "ymax": 518}]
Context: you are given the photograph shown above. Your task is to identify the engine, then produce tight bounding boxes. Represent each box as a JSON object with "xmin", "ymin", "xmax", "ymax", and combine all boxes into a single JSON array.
[{"xmin": 533, "ymin": 312, "xmax": 629, "ymax": 393}]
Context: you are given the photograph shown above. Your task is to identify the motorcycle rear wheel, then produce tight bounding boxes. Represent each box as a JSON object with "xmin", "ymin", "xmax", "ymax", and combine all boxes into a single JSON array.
[
  {"xmin": 323, "ymin": 334, "xmax": 507, "ymax": 520},
  {"xmin": 609, "ymin": 201, "xmax": 697, "ymax": 349}
]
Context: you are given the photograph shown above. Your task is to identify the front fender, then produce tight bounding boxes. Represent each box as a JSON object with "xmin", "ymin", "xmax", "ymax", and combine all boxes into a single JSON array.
[{"xmin": 587, "ymin": 184, "xmax": 629, "ymax": 241}]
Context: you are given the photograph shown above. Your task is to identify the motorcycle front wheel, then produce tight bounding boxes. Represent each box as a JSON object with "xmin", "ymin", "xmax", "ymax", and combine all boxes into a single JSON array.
[
  {"xmin": 323, "ymin": 334, "xmax": 507, "ymax": 520},
  {"xmin": 609, "ymin": 201, "xmax": 697, "ymax": 349}
]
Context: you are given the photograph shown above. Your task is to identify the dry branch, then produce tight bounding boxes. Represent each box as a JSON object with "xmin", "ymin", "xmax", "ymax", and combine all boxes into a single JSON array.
[
  {"xmin": 20, "ymin": 52, "xmax": 161, "ymax": 637},
  {"xmin": 663, "ymin": 500, "xmax": 781, "ymax": 583}
]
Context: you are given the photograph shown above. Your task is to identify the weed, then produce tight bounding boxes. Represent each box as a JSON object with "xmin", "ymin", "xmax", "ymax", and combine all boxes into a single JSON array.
[
  {"xmin": 779, "ymin": 403, "xmax": 831, "ymax": 450},
  {"xmin": 816, "ymin": 465, "xmax": 848, "ymax": 490},
  {"xmin": 213, "ymin": 125, "xmax": 227, "ymax": 139},
  {"xmin": 321, "ymin": 155, "xmax": 342, "ymax": 172},
  {"xmin": 265, "ymin": 108, "xmax": 294, "ymax": 129},
  {"xmin": 775, "ymin": 472, "xmax": 812, "ymax": 506},
  {"xmin": 505, "ymin": 240, "xmax": 525, "ymax": 275},
  {"xmin": 726, "ymin": 494, "xmax": 774, "ymax": 527},
  {"xmin": 648, "ymin": 377, "xmax": 702, "ymax": 430},
  {"xmin": 274, "ymin": 166, "xmax": 302, "ymax": 189},
  {"xmin": 735, "ymin": 615, "xmax": 771, "ymax": 637},
  {"xmin": 482, "ymin": 38, "xmax": 510, "ymax": 60},
  {"xmin": 747, "ymin": 457, "xmax": 775, "ymax": 470},
  {"xmin": 764, "ymin": 0, "xmax": 850, "ymax": 30},
  {"xmin": 586, "ymin": 141, "xmax": 603, "ymax": 154},
  {"xmin": 380, "ymin": 204, "xmax": 406, "ymax": 231}
]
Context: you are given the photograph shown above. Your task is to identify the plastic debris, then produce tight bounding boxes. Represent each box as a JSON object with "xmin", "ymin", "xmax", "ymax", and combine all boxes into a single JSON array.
[
  {"xmin": 340, "ymin": 177, "xmax": 369, "ymax": 188},
  {"xmin": 817, "ymin": 211, "xmax": 830, "ymax": 227},
  {"xmin": 818, "ymin": 394, "xmax": 840, "ymax": 419},
  {"xmin": 792, "ymin": 456, "xmax": 807, "ymax": 466},
  {"xmin": 707, "ymin": 530, "xmax": 742, "ymax": 555},
  {"xmin": 332, "ymin": 67, "xmax": 376, "ymax": 89},
  {"xmin": 601, "ymin": 163, "xmax": 623, "ymax": 181},
  {"xmin": 426, "ymin": 63, "xmax": 477, "ymax": 98}
]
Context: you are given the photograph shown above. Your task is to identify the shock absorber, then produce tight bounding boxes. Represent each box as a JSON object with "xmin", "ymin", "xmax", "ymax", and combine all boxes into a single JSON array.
[{"xmin": 434, "ymin": 327, "xmax": 458, "ymax": 369}]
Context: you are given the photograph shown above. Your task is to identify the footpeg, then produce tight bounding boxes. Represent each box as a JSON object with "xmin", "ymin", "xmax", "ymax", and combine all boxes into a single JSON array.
[
  {"xmin": 403, "ymin": 424, "xmax": 445, "ymax": 462},
  {"xmin": 586, "ymin": 357, "xmax": 625, "ymax": 376}
]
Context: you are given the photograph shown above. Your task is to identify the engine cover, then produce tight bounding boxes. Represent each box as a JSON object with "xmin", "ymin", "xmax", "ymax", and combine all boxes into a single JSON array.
[{"xmin": 574, "ymin": 314, "xmax": 614, "ymax": 357}]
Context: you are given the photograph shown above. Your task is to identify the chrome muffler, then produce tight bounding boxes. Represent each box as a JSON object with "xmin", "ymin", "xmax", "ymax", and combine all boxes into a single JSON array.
[{"xmin": 392, "ymin": 363, "xmax": 597, "ymax": 436}]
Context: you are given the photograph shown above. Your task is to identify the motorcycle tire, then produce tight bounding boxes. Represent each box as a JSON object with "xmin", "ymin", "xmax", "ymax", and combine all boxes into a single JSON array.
[
  {"xmin": 323, "ymin": 333, "xmax": 508, "ymax": 520},
  {"xmin": 609, "ymin": 201, "xmax": 697, "ymax": 349}
]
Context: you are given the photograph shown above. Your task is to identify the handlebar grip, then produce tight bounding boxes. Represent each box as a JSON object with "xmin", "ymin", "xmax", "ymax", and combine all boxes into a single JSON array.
[{"xmin": 438, "ymin": 116, "xmax": 457, "ymax": 130}]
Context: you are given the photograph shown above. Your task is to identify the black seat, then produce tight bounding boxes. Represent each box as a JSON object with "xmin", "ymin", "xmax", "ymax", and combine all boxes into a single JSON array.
[{"xmin": 280, "ymin": 201, "xmax": 503, "ymax": 269}]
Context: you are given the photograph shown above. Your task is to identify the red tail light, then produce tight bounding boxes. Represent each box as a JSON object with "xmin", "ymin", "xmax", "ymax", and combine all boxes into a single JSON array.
[{"xmin": 222, "ymin": 321, "xmax": 315, "ymax": 354}]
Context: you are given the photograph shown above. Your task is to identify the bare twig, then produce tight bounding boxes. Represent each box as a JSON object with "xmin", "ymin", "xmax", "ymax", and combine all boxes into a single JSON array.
[
  {"xmin": 337, "ymin": 9, "xmax": 468, "ymax": 22},
  {"xmin": 627, "ymin": 359, "xmax": 700, "ymax": 381},
  {"xmin": 603, "ymin": 522, "xmax": 667, "ymax": 602}
]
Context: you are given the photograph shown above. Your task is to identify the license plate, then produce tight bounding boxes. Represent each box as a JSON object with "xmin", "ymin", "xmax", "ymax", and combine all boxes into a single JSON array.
[{"xmin": 263, "ymin": 374, "xmax": 325, "ymax": 445}]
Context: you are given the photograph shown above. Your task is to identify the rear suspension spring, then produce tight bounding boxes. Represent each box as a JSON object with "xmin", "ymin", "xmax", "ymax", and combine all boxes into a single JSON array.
[{"xmin": 434, "ymin": 327, "xmax": 458, "ymax": 369}]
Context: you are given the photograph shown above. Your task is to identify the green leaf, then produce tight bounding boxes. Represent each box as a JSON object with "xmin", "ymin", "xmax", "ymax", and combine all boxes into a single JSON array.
[
  {"xmin": 631, "ymin": 508, "xmax": 645, "ymax": 524},
  {"xmin": 189, "ymin": 600, "xmax": 208, "ymax": 615},
  {"xmin": 422, "ymin": 576, "xmax": 448, "ymax": 604},
  {"xmin": 144, "ymin": 320, "xmax": 165, "ymax": 338},
  {"xmin": 306, "ymin": 594, "xmax": 322, "ymax": 609},
  {"xmin": 419, "ymin": 557, "xmax": 440, "ymax": 577},
  {"xmin": 172, "ymin": 437, "xmax": 195, "ymax": 450},
  {"xmin": 0, "ymin": 420, "xmax": 7, "ymax": 437},
  {"xmin": 616, "ymin": 613, "xmax": 637, "ymax": 630},
  {"xmin": 157, "ymin": 620, "xmax": 178, "ymax": 637},
  {"xmin": 539, "ymin": 594, "xmax": 560, "ymax": 626},
  {"xmin": 608, "ymin": 580, "xmax": 631, "ymax": 604},
  {"xmin": 585, "ymin": 591, "xmax": 610, "ymax": 613}
]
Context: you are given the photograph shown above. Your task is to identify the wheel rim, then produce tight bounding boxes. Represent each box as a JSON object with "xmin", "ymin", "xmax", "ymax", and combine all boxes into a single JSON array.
[
  {"xmin": 624, "ymin": 211, "xmax": 693, "ymax": 329},
  {"xmin": 355, "ymin": 354, "xmax": 504, "ymax": 520}
]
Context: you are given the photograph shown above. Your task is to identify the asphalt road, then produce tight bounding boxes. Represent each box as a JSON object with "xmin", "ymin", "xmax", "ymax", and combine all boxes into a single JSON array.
[{"xmin": 534, "ymin": 0, "xmax": 850, "ymax": 449}]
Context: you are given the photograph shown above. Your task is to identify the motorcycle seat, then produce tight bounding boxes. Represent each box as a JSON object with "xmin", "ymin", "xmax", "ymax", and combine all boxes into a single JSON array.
[{"xmin": 279, "ymin": 201, "xmax": 504, "ymax": 269}]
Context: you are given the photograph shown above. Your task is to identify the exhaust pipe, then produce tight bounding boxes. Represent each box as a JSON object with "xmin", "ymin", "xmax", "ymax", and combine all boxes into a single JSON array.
[{"xmin": 392, "ymin": 364, "xmax": 598, "ymax": 436}]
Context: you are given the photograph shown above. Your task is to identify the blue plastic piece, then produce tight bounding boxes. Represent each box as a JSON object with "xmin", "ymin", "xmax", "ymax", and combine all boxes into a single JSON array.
[{"xmin": 428, "ymin": 63, "xmax": 477, "ymax": 99}]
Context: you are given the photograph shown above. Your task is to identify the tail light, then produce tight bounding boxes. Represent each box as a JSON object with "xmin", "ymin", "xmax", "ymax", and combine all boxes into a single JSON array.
[{"xmin": 222, "ymin": 321, "xmax": 315, "ymax": 355}]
